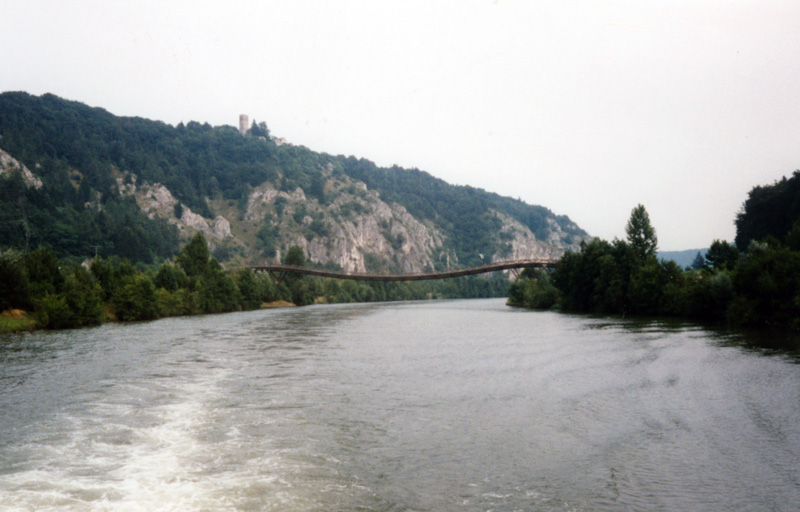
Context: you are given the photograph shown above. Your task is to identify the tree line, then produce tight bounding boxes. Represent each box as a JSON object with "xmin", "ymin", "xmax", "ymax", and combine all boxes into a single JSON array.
[
  {"xmin": 1, "ymin": 233, "xmax": 510, "ymax": 332},
  {"xmin": 509, "ymin": 194, "xmax": 800, "ymax": 331}
]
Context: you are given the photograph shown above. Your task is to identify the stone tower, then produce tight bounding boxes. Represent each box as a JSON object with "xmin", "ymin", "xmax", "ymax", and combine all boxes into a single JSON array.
[{"xmin": 239, "ymin": 114, "xmax": 249, "ymax": 135}]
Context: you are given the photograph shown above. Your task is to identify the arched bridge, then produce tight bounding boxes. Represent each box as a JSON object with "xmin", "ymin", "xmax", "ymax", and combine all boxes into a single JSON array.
[{"xmin": 252, "ymin": 258, "xmax": 557, "ymax": 285}]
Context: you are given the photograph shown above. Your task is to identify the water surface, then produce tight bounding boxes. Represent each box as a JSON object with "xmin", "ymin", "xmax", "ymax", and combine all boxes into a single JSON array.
[{"xmin": 1, "ymin": 299, "xmax": 798, "ymax": 511}]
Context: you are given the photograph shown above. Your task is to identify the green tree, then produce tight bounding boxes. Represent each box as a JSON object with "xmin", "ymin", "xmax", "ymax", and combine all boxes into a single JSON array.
[
  {"xmin": 0, "ymin": 249, "xmax": 30, "ymax": 310},
  {"xmin": 112, "ymin": 274, "xmax": 159, "ymax": 321},
  {"xmin": 282, "ymin": 245, "xmax": 313, "ymax": 305},
  {"xmin": 235, "ymin": 268, "xmax": 261, "ymax": 310},
  {"xmin": 154, "ymin": 262, "xmax": 189, "ymax": 292},
  {"xmin": 283, "ymin": 245, "xmax": 306, "ymax": 266},
  {"xmin": 728, "ymin": 241, "xmax": 800, "ymax": 328},
  {"xmin": 63, "ymin": 266, "xmax": 104, "ymax": 326},
  {"xmin": 735, "ymin": 171, "xmax": 800, "ymax": 250},
  {"xmin": 250, "ymin": 120, "xmax": 270, "ymax": 139},
  {"xmin": 257, "ymin": 222, "xmax": 278, "ymax": 258},
  {"xmin": 690, "ymin": 251, "xmax": 706, "ymax": 270},
  {"xmin": 25, "ymin": 247, "xmax": 65, "ymax": 297},
  {"xmin": 308, "ymin": 173, "xmax": 326, "ymax": 204},
  {"xmin": 592, "ymin": 252, "xmax": 627, "ymax": 314},
  {"xmin": 273, "ymin": 196, "xmax": 288, "ymax": 216},
  {"xmin": 705, "ymin": 239, "xmax": 739, "ymax": 271},
  {"xmin": 90, "ymin": 256, "xmax": 136, "ymax": 301},
  {"xmin": 35, "ymin": 294, "xmax": 74, "ymax": 329},
  {"xmin": 626, "ymin": 204, "xmax": 658, "ymax": 260},
  {"xmin": 522, "ymin": 270, "xmax": 559, "ymax": 309},
  {"xmin": 177, "ymin": 232, "xmax": 211, "ymax": 279},
  {"xmin": 197, "ymin": 260, "xmax": 241, "ymax": 314}
]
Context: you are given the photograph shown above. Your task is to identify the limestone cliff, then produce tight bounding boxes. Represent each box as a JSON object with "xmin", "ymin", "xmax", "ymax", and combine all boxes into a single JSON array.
[
  {"xmin": 0, "ymin": 148, "xmax": 43, "ymax": 189},
  {"xmin": 244, "ymin": 181, "xmax": 443, "ymax": 272},
  {"xmin": 114, "ymin": 167, "xmax": 581, "ymax": 273}
]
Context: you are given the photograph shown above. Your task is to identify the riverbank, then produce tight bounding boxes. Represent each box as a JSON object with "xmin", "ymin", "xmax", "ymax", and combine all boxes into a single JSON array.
[
  {"xmin": 0, "ymin": 300, "xmax": 298, "ymax": 335},
  {"xmin": 0, "ymin": 309, "xmax": 36, "ymax": 333}
]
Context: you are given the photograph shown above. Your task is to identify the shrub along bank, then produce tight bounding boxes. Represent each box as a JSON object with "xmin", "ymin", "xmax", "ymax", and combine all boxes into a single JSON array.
[
  {"xmin": 509, "ymin": 204, "xmax": 800, "ymax": 331},
  {"xmin": 1, "ymin": 233, "xmax": 510, "ymax": 332}
]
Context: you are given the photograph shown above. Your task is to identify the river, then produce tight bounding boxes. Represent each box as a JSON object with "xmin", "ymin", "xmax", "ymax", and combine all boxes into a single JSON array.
[{"xmin": 1, "ymin": 299, "xmax": 799, "ymax": 511}]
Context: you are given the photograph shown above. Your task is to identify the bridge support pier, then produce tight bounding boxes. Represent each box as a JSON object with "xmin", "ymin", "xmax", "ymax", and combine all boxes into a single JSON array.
[{"xmin": 267, "ymin": 270, "xmax": 286, "ymax": 286}]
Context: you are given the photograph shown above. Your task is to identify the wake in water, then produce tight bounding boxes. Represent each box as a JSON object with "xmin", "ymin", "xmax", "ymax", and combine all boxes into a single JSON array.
[{"xmin": 1, "ymin": 301, "xmax": 799, "ymax": 511}]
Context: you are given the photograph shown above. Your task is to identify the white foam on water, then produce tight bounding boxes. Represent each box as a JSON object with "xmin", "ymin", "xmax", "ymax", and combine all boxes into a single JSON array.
[{"xmin": 0, "ymin": 366, "xmax": 304, "ymax": 512}]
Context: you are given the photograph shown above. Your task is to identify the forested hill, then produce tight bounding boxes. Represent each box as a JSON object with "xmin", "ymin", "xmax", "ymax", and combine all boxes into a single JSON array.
[{"xmin": 0, "ymin": 91, "xmax": 588, "ymax": 269}]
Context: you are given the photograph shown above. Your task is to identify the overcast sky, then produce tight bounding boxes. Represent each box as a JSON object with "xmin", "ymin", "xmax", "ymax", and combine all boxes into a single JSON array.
[{"xmin": 2, "ymin": 1, "xmax": 800, "ymax": 250}]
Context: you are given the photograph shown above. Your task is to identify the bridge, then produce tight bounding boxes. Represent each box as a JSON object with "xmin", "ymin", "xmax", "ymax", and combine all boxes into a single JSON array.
[{"xmin": 251, "ymin": 258, "xmax": 558, "ymax": 285}]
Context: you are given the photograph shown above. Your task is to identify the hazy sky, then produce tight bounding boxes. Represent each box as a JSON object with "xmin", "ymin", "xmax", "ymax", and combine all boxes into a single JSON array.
[{"xmin": 2, "ymin": 1, "xmax": 800, "ymax": 250}]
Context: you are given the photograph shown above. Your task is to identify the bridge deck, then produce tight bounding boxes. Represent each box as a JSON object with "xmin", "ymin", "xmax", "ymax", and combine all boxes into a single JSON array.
[{"xmin": 251, "ymin": 258, "xmax": 557, "ymax": 282}]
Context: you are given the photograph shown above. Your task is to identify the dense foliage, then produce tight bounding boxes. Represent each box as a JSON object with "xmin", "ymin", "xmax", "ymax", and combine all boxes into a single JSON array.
[
  {"xmin": 510, "ymin": 199, "xmax": 800, "ymax": 331},
  {"xmin": 735, "ymin": 170, "xmax": 800, "ymax": 250},
  {"xmin": 1, "ymin": 92, "xmax": 586, "ymax": 268},
  {"xmin": 0, "ymin": 234, "xmax": 510, "ymax": 331}
]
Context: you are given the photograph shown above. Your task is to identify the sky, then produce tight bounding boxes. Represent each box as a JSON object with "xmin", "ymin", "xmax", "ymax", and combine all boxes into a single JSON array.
[{"xmin": 2, "ymin": 1, "xmax": 800, "ymax": 250}]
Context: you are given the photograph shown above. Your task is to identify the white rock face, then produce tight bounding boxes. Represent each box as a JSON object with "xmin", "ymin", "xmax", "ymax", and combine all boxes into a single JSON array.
[
  {"xmin": 492, "ymin": 211, "xmax": 565, "ymax": 261},
  {"xmin": 0, "ymin": 148, "xmax": 43, "ymax": 189},
  {"xmin": 246, "ymin": 181, "xmax": 442, "ymax": 272},
  {"xmin": 109, "ymin": 166, "xmax": 582, "ymax": 271},
  {"xmin": 116, "ymin": 172, "xmax": 232, "ymax": 242}
]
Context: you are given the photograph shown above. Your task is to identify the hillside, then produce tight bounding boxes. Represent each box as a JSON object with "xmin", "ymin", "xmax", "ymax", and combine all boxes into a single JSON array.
[
  {"xmin": 658, "ymin": 249, "xmax": 707, "ymax": 269},
  {"xmin": 0, "ymin": 92, "xmax": 588, "ymax": 270}
]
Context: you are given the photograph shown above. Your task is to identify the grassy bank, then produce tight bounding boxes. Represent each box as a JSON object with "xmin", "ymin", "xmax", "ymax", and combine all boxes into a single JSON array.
[{"xmin": 0, "ymin": 310, "xmax": 37, "ymax": 333}]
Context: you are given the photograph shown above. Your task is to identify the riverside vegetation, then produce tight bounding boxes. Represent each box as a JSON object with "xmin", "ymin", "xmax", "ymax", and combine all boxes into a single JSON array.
[
  {"xmin": 0, "ymin": 233, "xmax": 509, "ymax": 331},
  {"xmin": 2, "ymin": 91, "xmax": 799, "ymax": 333},
  {"xmin": 0, "ymin": 91, "xmax": 575, "ymax": 332},
  {"xmin": 509, "ymin": 172, "xmax": 800, "ymax": 331}
]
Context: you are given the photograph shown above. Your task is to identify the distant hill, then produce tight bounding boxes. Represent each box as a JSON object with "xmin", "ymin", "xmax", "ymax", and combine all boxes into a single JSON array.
[
  {"xmin": 0, "ymin": 92, "xmax": 589, "ymax": 269},
  {"xmin": 658, "ymin": 249, "xmax": 708, "ymax": 269}
]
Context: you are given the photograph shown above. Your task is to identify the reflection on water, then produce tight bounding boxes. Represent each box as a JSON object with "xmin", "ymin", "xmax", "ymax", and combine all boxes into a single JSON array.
[{"xmin": 1, "ymin": 299, "xmax": 799, "ymax": 511}]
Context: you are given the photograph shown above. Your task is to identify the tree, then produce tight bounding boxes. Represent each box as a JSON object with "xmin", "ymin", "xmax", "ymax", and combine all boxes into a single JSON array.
[
  {"xmin": 734, "ymin": 171, "xmax": 800, "ymax": 250},
  {"xmin": 728, "ymin": 242, "xmax": 800, "ymax": 329},
  {"xmin": 235, "ymin": 268, "xmax": 261, "ymax": 310},
  {"xmin": 283, "ymin": 245, "xmax": 306, "ymax": 266},
  {"xmin": 0, "ymin": 249, "xmax": 30, "ymax": 310},
  {"xmin": 112, "ymin": 274, "xmax": 159, "ymax": 321},
  {"xmin": 690, "ymin": 251, "xmax": 706, "ymax": 270},
  {"xmin": 308, "ymin": 173, "xmax": 326, "ymax": 204},
  {"xmin": 273, "ymin": 196, "xmax": 288, "ymax": 216},
  {"xmin": 626, "ymin": 204, "xmax": 658, "ymax": 260},
  {"xmin": 705, "ymin": 240, "xmax": 739, "ymax": 271},
  {"xmin": 282, "ymin": 245, "xmax": 313, "ymax": 305},
  {"xmin": 177, "ymin": 232, "xmax": 211, "ymax": 279},
  {"xmin": 25, "ymin": 247, "xmax": 64, "ymax": 297},
  {"xmin": 522, "ymin": 270, "xmax": 559, "ymax": 309},
  {"xmin": 257, "ymin": 222, "xmax": 278, "ymax": 258},
  {"xmin": 250, "ymin": 120, "xmax": 270, "ymax": 139},
  {"xmin": 154, "ymin": 262, "xmax": 189, "ymax": 291},
  {"xmin": 198, "ymin": 259, "xmax": 241, "ymax": 314},
  {"xmin": 63, "ymin": 266, "xmax": 104, "ymax": 326}
]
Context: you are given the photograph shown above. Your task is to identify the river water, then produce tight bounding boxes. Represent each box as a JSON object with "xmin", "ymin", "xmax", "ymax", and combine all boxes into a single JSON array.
[{"xmin": 1, "ymin": 299, "xmax": 799, "ymax": 511}]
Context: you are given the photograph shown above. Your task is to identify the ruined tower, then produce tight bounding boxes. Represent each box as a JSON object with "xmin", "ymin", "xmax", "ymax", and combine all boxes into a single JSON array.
[{"xmin": 239, "ymin": 114, "xmax": 249, "ymax": 135}]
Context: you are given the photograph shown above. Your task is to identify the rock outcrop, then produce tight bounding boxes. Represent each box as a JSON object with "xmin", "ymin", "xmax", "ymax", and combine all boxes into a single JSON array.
[
  {"xmin": 116, "ymin": 173, "xmax": 232, "ymax": 242},
  {"xmin": 0, "ymin": 148, "xmax": 43, "ymax": 189}
]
